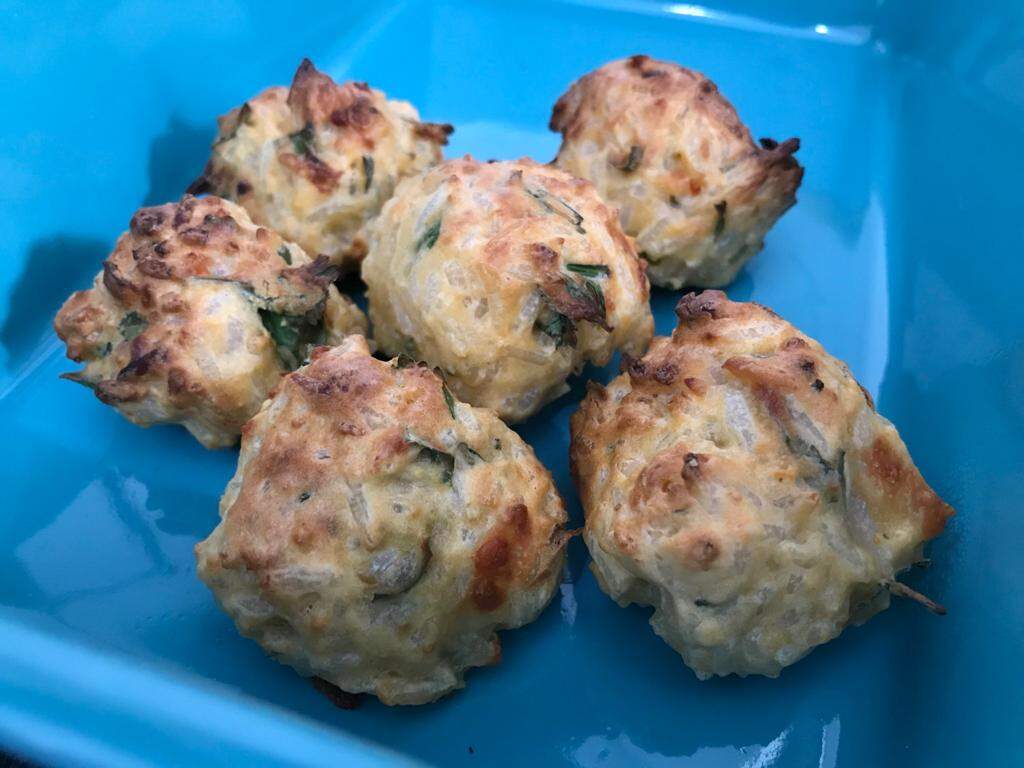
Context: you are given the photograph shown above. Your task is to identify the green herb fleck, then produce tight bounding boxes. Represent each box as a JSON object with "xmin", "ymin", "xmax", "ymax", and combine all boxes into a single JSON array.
[
  {"xmin": 192, "ymin": 275, "xmax": 255, "ymax": 293},
  {"xmin": 416, "ymin": 218, "xmax": 442, "ymax": 251},
  {"xmin": 457, "ymin": 443, "xmax": 483, "ymax": 464},
  {"xmin": 298, "ymin": 491, "xmax": 311, "ymax": 503},
  {"xmin": 564, "ymin": 275, "xmax": 606, "ymax": 321},
  {"xmin": 119, "ymin": 311, "xmax": 148, "ymax": 341},
  {"xmin": 442, "ymin": 382, "xmax": 456, "ymax": 419},
  {"xmin": 277, "ymin": 245, "xmax": 292, "ymax": 265},
  {"xmin": 565, "ymin": 263, "xmax": 610, "ymax": 278},
  {"xmin": 289, "ymin": 122, "xmax": 315, "ymax": 156},
  {"xmin": 259, "ymin": 309, "xmax": 325, "ymax": 370},
  {"xmin": 362, "ymin": 154, "xmax": 374, "ymax": 192},
  {"xmin": 97, "ymin": 341, "xmax": 113, "ymax": 358},
  {"xmin": 714, "ymin": 200, "xmax": 727, "ymax": 238},
  {"xmin": 614, "ymin": 145, "xmax": 644, "ymax": 172},
  {"xmin": 393, "ymin": 354, "xmax": 420, "ymax": 369},
  {"xmin": 535, "ymin": 306, "xmax": 574, "ymax": 348},
  {"xmin": 525, "ymin": 187, "xmax": 586, "ymax": 233},
  {"xmin": 415, "ymin": 445, "xmax": 455, "ymax": 484}
]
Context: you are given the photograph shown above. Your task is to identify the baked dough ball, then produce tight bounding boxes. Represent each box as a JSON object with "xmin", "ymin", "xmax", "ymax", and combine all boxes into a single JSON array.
[
  {"xmin": 550, "ymin": 55, "xmax": 804, "ymax": 289},
  {"xmin": 571, "ymin": 291, "xmax": 953, "ymax": 678},
  {"xmin": 54, "ymin": 195, "xmax": 366, "ymax": 449},
  {"xmin": 190, "ymin": 58, "xmax": 452, "ymax": 273},
  {"xmin": 362, "ymin": 157, "xmax": 654, "ymax": 422},
  {"xmin": 195, "ymin": 336, "xmax": 568, "ymax": 705}
]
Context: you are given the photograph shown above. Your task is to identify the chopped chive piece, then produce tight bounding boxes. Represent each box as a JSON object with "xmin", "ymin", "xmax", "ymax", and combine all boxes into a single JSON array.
[
  {"xmin": 535, "ymin": 306, "xmax": 574, "ymax": 348},
  {"xmin": 362, "ymin": 155, "xmax": 374, "ymax": 192},
  {"xmin": 442, "ymin": 382, "xmax": 456, "ymax": 418},
  {"xmin": 458, "ymin": 443, "xmax": 483, "ymax": 464},
  {"xmin": 415, "ymin": 445, "xmax": 455, "ymax": 484},
  {"xmin": 564, "ymin": 275, "xmax": 606, "ymax": 320},
  {"xmin": 259, "ymin": 309, "xmax": 325, "ymax": 370},
  {"xmin": 118, "ymin": 311, "xmax": 148, "ymax": 341},
  {"xmin": 289, "ymin": 122, "xmax": 315, "ymax": 156},
  {"xmin": 714, "ymin": 200, "xmax": 727, "ymax": 238},
  {"xmin": 524, "ymin": 187, "xmax": 586, "ymax": 233},
  {"xmin": 416, "ymin": 218, "xmax": 442, "ymax": 251},
  {"xmin": 565, "ymin": 263, "xmax": 610, "ymax": 278},
  {"xmin": 614, "ymin": 145, "xmax": 644, "ymax": 172},
  {"xmin": 277, "ymin": 245, "xmax": 292, "ymax": 265},
  {"xmin": 394, "ymin": 354, "xmax": 419, "ymax": 369},
  {"xmin": 429, "ymin": 365, "xmax": 457, "ymax": 418}
]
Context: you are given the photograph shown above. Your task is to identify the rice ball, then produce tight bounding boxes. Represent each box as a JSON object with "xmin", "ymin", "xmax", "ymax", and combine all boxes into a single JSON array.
[
  {"xmin": 551, "ymin": 55, "xmax": 803, "ymax": 289},
  {"xmin": 54, "ymin": 195, "xmax": 366, "ymax": 448},
  {"xmin": 196, "ymin": 336, "xmax": 569, "ymax": 704},
  {"xmin": 571, "ymin": 290, "xmax": 953, "ymax": 678},
  {"xmin": 191, "ymin": 58, "xmax": 452, "ymax": 272},
  {"xmin": 362, "ymin": 157, "xmax": 654, "ymax": 422}
]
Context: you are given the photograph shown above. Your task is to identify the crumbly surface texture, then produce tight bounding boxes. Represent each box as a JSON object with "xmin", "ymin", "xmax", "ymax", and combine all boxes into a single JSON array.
[
  {"xmin": 54, "ymin": 195, "xmax": 367, "ymax": 449},
  {"xmin": 362, "ymin": 157, "xmax": 654, "ymax": 422},
  {"xmin": 570, "ymin": 291, "xmax": 953, "ymax": 678},
  {"xmin": 195, "ymin": 337, "xmax": 569, "ymax": 705},
  {"xmin": 550, "ymin": 55, "xmax": 804, "ymax": 289},
  {"xmin": 192, "ymin": 59, "xmax": 452, "ymax": 272}
]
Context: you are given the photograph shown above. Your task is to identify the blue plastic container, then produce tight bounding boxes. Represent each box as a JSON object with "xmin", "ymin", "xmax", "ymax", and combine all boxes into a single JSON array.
[{"xmin": 2, "ymin": 1, "xmax": 1022, "ymax": 765}]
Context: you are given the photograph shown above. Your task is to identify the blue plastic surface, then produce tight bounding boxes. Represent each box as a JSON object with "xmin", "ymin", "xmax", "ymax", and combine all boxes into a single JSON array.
[{"xmin": 1, "ymin": 0, "xmax": 1022, "ymax": 765}]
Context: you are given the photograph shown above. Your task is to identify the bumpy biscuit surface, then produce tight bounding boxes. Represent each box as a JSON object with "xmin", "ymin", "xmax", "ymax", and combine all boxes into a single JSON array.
[
  {"xmin": 571, "ymin": 291, "xmax": 953, "ymax": 677},
  {"xmin": 54, "ymin": 195, "xmax": 365, "ymax": 448},
  {"xmin": 551, "ymin": 55, "xmax": 803, "ymax": 288},
  {"xmin": 192, "ymin": 59, "xmax": 452, "ymax": 272},
  {"xmin": 196, "ymin": 337, "xmax": 568, "ymax": 704},
  {"xmin": 363, "ymin": 156, "xmax": 654, "ymax": 422}
]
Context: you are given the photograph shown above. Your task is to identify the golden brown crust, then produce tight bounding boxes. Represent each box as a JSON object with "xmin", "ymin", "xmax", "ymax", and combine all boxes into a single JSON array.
[
  {"xmin": 571, "ymin": 291, "xmax": 953, "ymax": 678},
  {"xmin": 362, "ymin": 156, "xmax": 654, "ymax": 422},
  {"xmin": 193, "ymin": 59, "xmax": 451, "ymax": 272},
  {"xmin": 196, "ymin": 337, "xmax": 567, "ymax": 704},
  {"xmin": 551, "ymin": 56, "xmax": 804, "ymax": 288},
  {"xmin": 53, "ymin": 195, "xmax": 366, "ymax": 448}
]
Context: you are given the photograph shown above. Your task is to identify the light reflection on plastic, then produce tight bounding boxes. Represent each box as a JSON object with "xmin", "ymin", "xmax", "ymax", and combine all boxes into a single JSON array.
[{"xmin": 665, "ymin": 3, "xmax": 710, "ymax": 17}]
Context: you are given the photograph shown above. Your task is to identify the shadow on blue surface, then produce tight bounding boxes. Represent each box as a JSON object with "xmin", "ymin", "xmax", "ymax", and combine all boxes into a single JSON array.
[
  {"xmin": 142, "ymin": 116, "xmax": 212, "ymax": 207},
  {"xmin": 0, "ymin": 237, "xmax": 104, "ymax": 364}
]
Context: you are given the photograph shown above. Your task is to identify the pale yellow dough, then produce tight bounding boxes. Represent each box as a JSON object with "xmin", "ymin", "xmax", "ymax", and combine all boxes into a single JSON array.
[
  {"xmin": 571, "ymin": 291, "xmax": 954, "ymax": 678},
  {"xmin": 54, "ymin": 195, "xmax": 366, "ymax": 448},
  {"xmin": 196, "ymin": 337, "xmax": 568, "ymax": 704},
  {"xmin": 362, "ymin": 156, "xmax": 654, "ymax": 422}
]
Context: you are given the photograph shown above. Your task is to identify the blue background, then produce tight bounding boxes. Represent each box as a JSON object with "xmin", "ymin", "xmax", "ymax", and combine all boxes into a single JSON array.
[{"xmin": 1, "ymin": 0, "xmax": 1021, "ymax": 765}]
